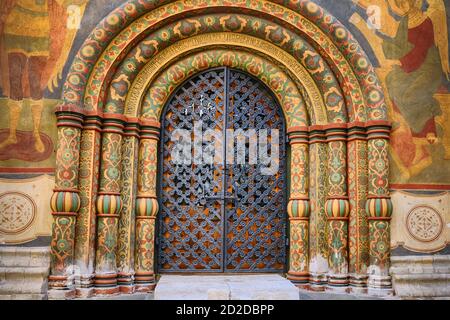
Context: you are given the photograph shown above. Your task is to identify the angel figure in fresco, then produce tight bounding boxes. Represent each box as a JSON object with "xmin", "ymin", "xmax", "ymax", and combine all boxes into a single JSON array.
[
  {"xmin": 0, "ymin": 0, "xmax": 88, "ymax": 154},
  {"xmin": 351, "ymin": 0, "xmax": 449, "ymax": 181}
]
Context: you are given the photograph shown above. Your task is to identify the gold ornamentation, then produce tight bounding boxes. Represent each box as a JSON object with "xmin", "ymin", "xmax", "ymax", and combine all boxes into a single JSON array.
[{"xmin": 125, "ymin": 32, "xmax": 327, "ymax": 124}]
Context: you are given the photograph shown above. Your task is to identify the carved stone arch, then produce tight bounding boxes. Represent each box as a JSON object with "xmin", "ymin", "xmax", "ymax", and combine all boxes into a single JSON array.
[
  {"xmin": 63, "ymin": 0, "xmax": 386, "ymax": 121},
  {"xmin": 127, "ymin": 34, "xmax": 325, "ymax": 125},
  {"xmin": 140, "ymin": 48, "xmax": 308, "ymax": 125},
  {"xmin": 49, "ymin": 0, "xmax": 393, "ymax": 298},
  {"xmin": 107, "ymin": 13, "xmax": 345, "ymax": 122}
]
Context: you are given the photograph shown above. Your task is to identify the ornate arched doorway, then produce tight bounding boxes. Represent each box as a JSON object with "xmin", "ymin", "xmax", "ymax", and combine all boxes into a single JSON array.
[
  {"xmin": 158, "ymin": 67, "xmax": 287, "ymax": 273},
  {"xmin": 47, "ymin": 0, "xmax": 393, "ymax": 298}
]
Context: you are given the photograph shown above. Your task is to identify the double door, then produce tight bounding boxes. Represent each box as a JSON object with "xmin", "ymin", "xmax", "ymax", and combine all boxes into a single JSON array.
[{"xmin": 157, "ymin": 67, "xmax": 287, "ymax": 272}]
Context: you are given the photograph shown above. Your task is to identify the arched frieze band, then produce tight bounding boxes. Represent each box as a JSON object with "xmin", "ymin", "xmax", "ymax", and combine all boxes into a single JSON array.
[
  {"xmin": 139, "ymin": 47, "xmax": 311, "ymax": 127},
  {"xmin": 104, "ymin": 13, "xmax": 347, "ymax": 122},
  {"xmin": 64, "ymin": 0, "xmax": 387, "ymax": 121},
  {"xmin": 126, "ymin": 32, "xmax": 326, "ymax": 126}
]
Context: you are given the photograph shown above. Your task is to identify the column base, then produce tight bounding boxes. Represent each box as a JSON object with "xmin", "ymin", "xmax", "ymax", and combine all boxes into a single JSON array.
[
  {"xmin": 75, "ymin": 287, "xmax": 95, "ymax": 298},
  {"xmin": 47, "ymin": 288, "xmax": 76, "ymax": 300},
  {"xmin": 118, "ymin": 285, "xmax": 136, "ymax": 294},
  {"xmin": 93, "ymin": 286, "xmax": 120, "ymax": 295},
  {"xmin": 368, "ymin": 274, "xmax": 392, "ymax": 290},
  {"xmin": 308, "ymin": 273, "xmax": 327, "ymax": 291},
  {"xmin": 74, "ymin": 274, "xmax": 95, "ymax": 297},
  {"xmin": 74, "ymin": 274, "xmax": 95, "ymax": 288},
  {"xmin": 94, "ymin": 273, "xmax": 119, "ymax": 295},
  {"xmin": 48, "ymin": 275, "xmax": 75, "ymax": 290},
  {"xmin": 286, "ymin": 271, "xmax": 309, "ymax": 284},
  {"xmin": 349, "ymin": 274, "xmax": 368, "ymax": 287},
  {"xmin": 117, "ymin": 272, "xmax": 135, "ymax": 293},
  {"xmin": 327, "ymin": 274, "xmax": 349, "ymax": 289},
  {"xmin": 135, "ymin": 272, "xmax": 156, "ymax": 293}
]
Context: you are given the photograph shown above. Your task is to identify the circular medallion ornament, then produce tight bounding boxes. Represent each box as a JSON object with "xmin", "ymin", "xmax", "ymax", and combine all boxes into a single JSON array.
[
  {"xmin": 406, "ymin": 206, "xmax": 443, "ymax": 242},
  {"xmin": 0, "ymin": 192, "xmax": 36, "ymax": 234}
]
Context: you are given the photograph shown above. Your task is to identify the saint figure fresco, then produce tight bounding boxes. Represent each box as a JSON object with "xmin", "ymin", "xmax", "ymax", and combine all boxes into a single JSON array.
[
  {"xmin": 351, "ymin": 0, "xmax": 449, "ymax": 182},
  {"xmin": 0, "ymin": 0, "xmax": 87, "ymax": 156}
]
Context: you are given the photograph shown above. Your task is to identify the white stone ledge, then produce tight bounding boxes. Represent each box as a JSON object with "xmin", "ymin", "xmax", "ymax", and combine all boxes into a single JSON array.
[
  {"xmin": 390, "ymin": 255, "xmax": 450, "ymax": 298},
  {"xmin": 0, "ymin": 247, "xmax": 50, "ymax": 268}
]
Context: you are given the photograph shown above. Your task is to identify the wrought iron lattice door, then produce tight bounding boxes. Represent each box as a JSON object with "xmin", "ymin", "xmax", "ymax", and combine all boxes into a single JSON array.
[{"xmin": 158, "ymin": 67, "xmax": 287, "ymax": 272}]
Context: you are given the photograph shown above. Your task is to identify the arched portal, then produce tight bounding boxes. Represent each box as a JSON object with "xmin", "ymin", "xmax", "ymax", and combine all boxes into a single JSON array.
[
  {"xmin": 48, "ymin": 0, "xmax": 393, "ymax": 298},
  {"xmin": 158, "ymin": 67, "xmax": 287, "ymax": 273}
]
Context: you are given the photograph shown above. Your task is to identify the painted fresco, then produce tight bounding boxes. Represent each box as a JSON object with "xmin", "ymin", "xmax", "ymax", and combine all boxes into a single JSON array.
[
  {"xmin": 0, "ymin": 0, "xmax": 448, "ymax": 187},
  {"xmin": 0, "ymin": 0, "xmax": 127, "ymax": 173},
  {"xmin": 318, "ymin": 0, "xmax": 450, "ymax": 187}
]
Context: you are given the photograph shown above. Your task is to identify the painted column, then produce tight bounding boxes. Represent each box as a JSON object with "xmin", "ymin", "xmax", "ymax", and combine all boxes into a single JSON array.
[
  {"xmin": 347, "ymin": 123, "xmax": 369, "ymax": 290},
  {"xmin": 48, "ymin": 107, "xmax": 83, "ymax": 298},
  {"xmin": 366, "ymin": 121, "xmax": 393, "ymax": 294},
  {"xmin": 308, "ymin": 126, "xmax": 329, "ymax": 289},
  {"xmin": 286, "ymin": 127, "xmax": 310, "ymax": 286},
  {"xmin": 325, "ymin": 124, "xmax": 350, "ymax": 289},
  {"xmin": 73, "ymin": 112, "xmax": 102, "ymax": 297},
  {"xmin": 116, "ymin": 119, "xmax": 140, "ymax": 293},
  {"xmin": 135, "ymin": 120, "xmax": 160, "ymax": 292},
  {"xmin": 94, "ymin": 114, "xmax": 125, "ymax": 294}
]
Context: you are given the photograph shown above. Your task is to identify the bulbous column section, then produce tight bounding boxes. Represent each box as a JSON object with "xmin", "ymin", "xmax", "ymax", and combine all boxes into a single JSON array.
[
  {"xmin": 48, "ymin": 106, "xmax": 84, "ymax": 298},
  {"xmin": 366, "ymin": 121, "xmax": 393, "ymax": 294},
  {"xmin": 324, "ymin": 124, "xmax": 350, "ymax": 289},
  {"xmin": 135, "ymin": 120, "xmax": 160, "ymax": 292},
  {"xmin": 94, "ymin": 114, "xmax": 125, "ymax": 294},
  {"xmin": 286, "ymin": 127, "xmax": 310, "ymax": 285}
]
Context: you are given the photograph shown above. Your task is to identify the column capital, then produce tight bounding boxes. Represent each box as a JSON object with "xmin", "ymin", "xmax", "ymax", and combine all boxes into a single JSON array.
[
  {"xmin": 123, "ymin": 120, "xmax": 140, "ymax": 139},
  {"xmin": 102, "ymin": 113, "xmax": 126, "ymax": 134},
  {"xmin": 347, "ymin": 122, "xmax": 367, "ymax": 142},
  {"xmin": 308, "ymin": 125, "xmax": 327, "ymax": 144},
  {"xmin": 324, "ymin": 123, "xmax": 347, "ymax": 142},
  {"xmin": 83, "ymin": 114, "xmax": 103, "ymax": 132},
  {"xmin": 366, "ymin": 120, "xmax": 391, "ymax": 140},
  {"xmin": 55, "ymin": 111, "xmax": 84, "ymax": 129},
  {"xmin": 139, "ymin": 119, "xmax": 161, "ymax": 140}
]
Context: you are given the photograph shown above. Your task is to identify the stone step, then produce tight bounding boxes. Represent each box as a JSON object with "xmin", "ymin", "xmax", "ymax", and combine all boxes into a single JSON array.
[
  {"xmin": 0, "ymin": 267, "xmax": 49, "ymax": 294},
  {"xmin": 390, "ymin": 255, "xmax": 450, "ymax": 298},
  {"xmin": 390, "ymin": 255, "xmax": 450, "ymax": 274},
  {"xmin": 391, "ymin": 255, "xmax": 450, "ymax": 273},
  {"xmin": 154, "ymin": 274, "xmax": 299, "ymax": 300},
  {"xmin": 0, "ymin": 246, "xmax": 50, "ymax": 299}
]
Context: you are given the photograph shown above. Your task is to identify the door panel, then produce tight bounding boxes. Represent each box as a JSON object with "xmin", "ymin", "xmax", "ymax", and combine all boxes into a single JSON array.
[
  {"xmin": 158, "ymin": 68, "xmax": 286, "ymax": 273},
  {"xmin": 159, "ymin": 69, "xmax": 226, "ymax": 271},
  {"xmin": 225, "ymin": 70, "xmax": 287, "ymax": 272}
]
